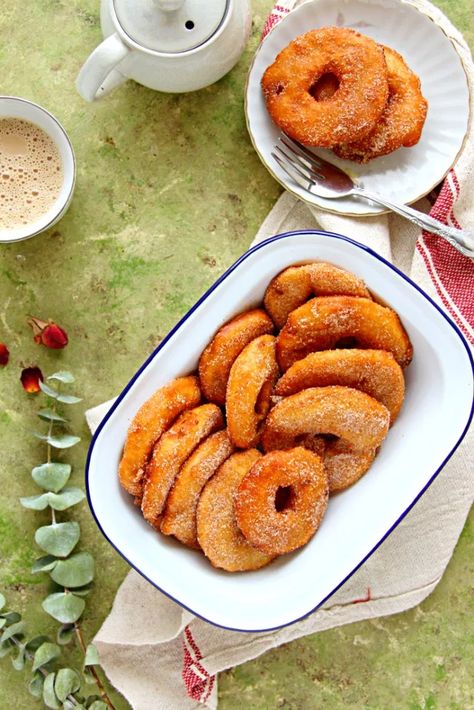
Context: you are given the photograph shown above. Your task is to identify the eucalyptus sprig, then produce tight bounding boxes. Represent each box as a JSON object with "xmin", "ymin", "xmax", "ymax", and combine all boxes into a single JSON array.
[{"xmin": 1, "ymin": 370, "xmax": 116, "ymax": 710}]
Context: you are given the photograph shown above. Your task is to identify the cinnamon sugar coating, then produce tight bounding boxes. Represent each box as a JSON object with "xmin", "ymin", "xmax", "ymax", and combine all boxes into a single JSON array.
[
  {"xmin": 226, "ymin": 334, "xmax": 280, "ymax": 448},
  {"xmin": 262, "ymin": 386, "xmax": 390, "ymax": 492},
  {"xmin": 198, "ymin": 309, "xmax": 274, "ymax": 405},
  {"xmin": 160, "ymin": 430, "xmax": 234, "ymax": 549},
  {"xmin": 118, "ymin": 376, "xmax": 201, "ymax": 499},
  {"xmin": 275, "ymin": 349, "xmax": 405, "ymax": 423},
  {"xmin": 141, "ymin": 404, "xmax": 224, "ymax": 529},
  {"xmin": 197, "ymin": 450, "xmax": 274, "ymax": 572},
  {"xmin": 262, "ymin": 386, "xmax": 389, "ymax": 452},
  {"xmin": 235, "ymin": 448, "xmax": 329, "ymax": 556},
  {"xmin": 276, "ymin": 296, "xmax": 413, "ymax": 371},
  {"xmin": 334, "ymin": 46, "xmax": 428, "ymax": 163},
  {"xmin": 261, "ymin": 27, "xmax": 389, "ymax": 147},
  {"xmin": 264, "ymin": 262, "xmax": 371, "ymax": 329}
]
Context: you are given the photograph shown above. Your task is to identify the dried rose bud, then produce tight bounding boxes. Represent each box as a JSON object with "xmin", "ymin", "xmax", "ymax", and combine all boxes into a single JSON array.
[
  {"xmin": 0, "ymin": 343, "xmax": 9, "ymax": 366},
  {"xmin": 21, "ymin": 366, "xmax": 43, "ymax": 393},
  {"xmin": 27, "ymin": 316, "xmax": 68, "ymax": 349}
]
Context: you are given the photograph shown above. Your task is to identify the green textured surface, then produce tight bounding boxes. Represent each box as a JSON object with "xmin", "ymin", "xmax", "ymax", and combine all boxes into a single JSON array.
[{"xmin": 0, "ymin": 1, "xmax": 472, "ymax": 708}]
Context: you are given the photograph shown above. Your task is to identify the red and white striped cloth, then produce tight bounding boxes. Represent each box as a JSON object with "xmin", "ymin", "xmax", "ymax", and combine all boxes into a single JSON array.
[{"xmin": 87, "ymin": 2, "xmax": 473, "ymax": 708}]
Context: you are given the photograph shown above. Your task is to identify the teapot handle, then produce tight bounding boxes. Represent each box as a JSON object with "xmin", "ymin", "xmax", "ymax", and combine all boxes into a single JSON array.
[{"xmin": 76, "ymin": 33, "xmax": 130, "ymax": 102}]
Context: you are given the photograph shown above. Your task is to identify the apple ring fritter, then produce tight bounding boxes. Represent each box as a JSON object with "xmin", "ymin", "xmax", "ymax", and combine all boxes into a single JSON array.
[
  {"xmin": 235, "ymin": 448, "xmax": 328, "ymax": 556},
  {"xmin": 334, "ymin": 46, "xmax": 428, "ymax": 163},
  {"xmin": 275, "ymin": 349, "xmax": 405, "ymax": 423},
  {"xmin": 276, "ymin": 296, "xmax": 413, "ymax": 371},
  {"xmin": 141, "ymin": 404, "xmax": 224, "ymax": 529},
  {"xmin": 118, "ymin": 376, "xmax": 201, "ymax": 499},
  {"xmin": 196, "ymin": 450, "xmax": 274, "ymax": 572},
  {"xmin": 264, "ymin": 262, "xmax": 371, "ymax": 328},
  {"xmin": 261, "ymin": 27, "xmax": 389, "ymax": 147},
  {"xmin": 160, "ymin": 430, "xmax": 234, "ymax": 549},
  {"xmin": 226, "ymin": 334, "xmax": 279, "ymax": 448},
  {"xmin": 261, "ymin": 386, "xmax": 390, "ymax": 491},
  {"xmin": 322, "ymin": 439, "xmax": 377, "ymax": 493},
  {"xmin": 198, "ymin": 309, "xmax": 274, "ymax": 405}
]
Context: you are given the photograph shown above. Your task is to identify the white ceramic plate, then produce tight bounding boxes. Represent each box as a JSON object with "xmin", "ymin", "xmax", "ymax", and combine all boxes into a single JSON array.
[
  {"xmin": 245, "ymin": 0, "xmax": 470, "ymax": 216},
  {"xmin": 86, "ymin": 231, "xmax": 473, "ymax": 631}
]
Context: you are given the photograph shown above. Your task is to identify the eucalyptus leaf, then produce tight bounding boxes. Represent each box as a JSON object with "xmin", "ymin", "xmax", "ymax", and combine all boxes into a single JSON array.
[
  {"xmin": 35, "ymin": 522, "xmax": 80, "ymax": 557},
  {"xmin": 0, "ymin": 593, "xmax": 5, "ymax": 610},
  {"xmin": 37, "ymin": 409, "xmax": 69, "ymax": 423},
  {"xmin": 56, "ymin": 393, "xmax": 82, "ymax": 404},
  {"xmin": 0, "ymin": 619, "xmax": 6, "ymax": 630},
  {"xmin": 48, "ymin": 371, "xmax": 75, "ymax": 384},
  {"xmin": 20, "ymin": 492, "xmax": 51, "ymax": 510},
  {"xmin": 39, "ymin": 381, "xmax": 60, "ymax": 399},
  {"xmin": 51, "ymin": 552, "xmax": 95, "ymax": 588},
  {"xmin": 34, "ymin": 433, "xmax": 81, "ymax": 449},
  {"xmin": 28, "ymin": 671, "xmax": 44, "ymax": 698},
  {"xmin": 43, "ymin": 671, "xmax": 61, "ymax": 709},
  {"xmin": 23, "ymin": 488, "xmax": 85, "ymax": 512},
  {"xmin": 49, "ymin": 487, "xmax": 86, "ymax": 510},
  {"xmin": 32, "ymin": 555, "xmax": 59, "ymax": 574},
  {"xmin": 43, "ymin": 593, "xmax": 85, "ymax": 623},
  {"xmin": 84, "ymin": 696, "xmax": 102, "ymax": 708},
  {"xmin": 57, "ymin": 624, "xmax": 75, "ymax": 646},
  {"xmin": 0, "ymin": 611, "xmax": 21, "ymax": 624},
  {"xmin": 32, "ymin": 641, "xmax": 61, "ymax": 672},
  {"xmin": 50, "ymin": 488, "xmax": 86, "ymax": 510},
  {"xmin": 55, "ymin": 668, "xmax": 81, "ymax": 702},
  {"xmin": 26, "ymin": 635, "xmax": 51, "ymax": 653},
  {"xmin": 89, "ymin": 703, "xmax": 108, "ymax": 710},
  {"xmin": 32, "ymin": 463, "xmax": 72, "ymax": 493},
  {"xmin": 11, "ymin": 643, "xmax": 26, "ymax": 670},
  {"xmin": 0, "ymin": 620, "xmax": 25, "ymax": 643},
  {"xmin": 84, "ymin": 643, "xmax": 99, "ymax": 667}
]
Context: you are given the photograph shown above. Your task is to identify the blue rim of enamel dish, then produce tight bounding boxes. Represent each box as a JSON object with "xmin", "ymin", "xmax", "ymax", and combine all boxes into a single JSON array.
[{"xmin": 85, "ymin": 230, "xmax": 474, "ymax": 632}]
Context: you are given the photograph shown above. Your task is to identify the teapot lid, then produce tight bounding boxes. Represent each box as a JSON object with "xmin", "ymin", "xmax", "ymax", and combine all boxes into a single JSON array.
[{"xmin": 113, "ymin": 0, "xmax": 230, "ymax": 54}]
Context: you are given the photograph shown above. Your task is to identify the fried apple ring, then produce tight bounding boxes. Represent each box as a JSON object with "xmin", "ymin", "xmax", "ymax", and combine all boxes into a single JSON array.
[
  {"xmin": 118, "ymin": 376, "xmax": 201, "ymax": 499},
  {"xmin": 198, "ymin": 309, "xmax": 274, "ymax": 405},
  {"xmin": 264, "ymin": 262, "xmax": 371, "ymax": 328},
  {"xmin": 275, "ymin": 349, "xmax": 405, "ymax": 423},
  {"xmin": 141, "ymin": 404, "xmax": 224, "ymax": 529},
  {"xmin": 235, "ymin": 448, "xmax": 328, "ymax": 556},
  {"xmin": 196, "ymin": 450, "xmax": 274, "ymax": 572},
  {"xmin": 226, "ymin": 334, "xmax": 279, "ymax": 448},
  {"xmin": 334, "ymin": 47, "xmax": 428, "ymax": 163},
  {"xmin": 160, "ymin": 430, "xmax": 234, "ymax": 549},
  {"xmin": 276, "ymin": 296, "xmax": 413, "ymax": 371},
  {"xmin": 262, "ymin": 386, "xmax": 390, "ymax": 492},
  {"xmin": 262, "ymin": 386, "xmax": 389, "ymax": 452},
  {"xmin": 322, "ymin": 439, "xmax": 377, "ymax": 493},
  {"xmin": 261, "ymin": 27, "xmax": 389, "ymax": 147}
]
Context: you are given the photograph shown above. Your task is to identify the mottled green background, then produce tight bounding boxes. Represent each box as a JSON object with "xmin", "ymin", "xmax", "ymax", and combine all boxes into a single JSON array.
[{"xmin": 0, "ymin": 1, "xmax": 472, "ymax": 708}]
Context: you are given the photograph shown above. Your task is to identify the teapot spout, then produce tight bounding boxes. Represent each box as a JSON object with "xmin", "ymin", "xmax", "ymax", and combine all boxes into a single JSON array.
[{"xmin": 154, "ymin": 0, "xmax": 185, "ymax": 11}]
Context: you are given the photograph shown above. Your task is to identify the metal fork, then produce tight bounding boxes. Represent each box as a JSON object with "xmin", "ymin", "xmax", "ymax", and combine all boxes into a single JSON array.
[{"xmin": 272, "ymin": 136, "xmax": 474, "ymax": 258}]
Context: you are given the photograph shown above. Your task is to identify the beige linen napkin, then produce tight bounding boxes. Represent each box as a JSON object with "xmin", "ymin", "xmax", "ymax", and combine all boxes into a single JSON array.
[{"xmin": 86, "ymin": 2, "xmax": 474, "ymax": 708}]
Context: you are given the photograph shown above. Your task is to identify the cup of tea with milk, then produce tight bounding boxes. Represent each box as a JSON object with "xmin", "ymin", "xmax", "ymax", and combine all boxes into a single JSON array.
[{"xmin": 0, "ymin": 97, "xmax": 75, "ymax": 243}]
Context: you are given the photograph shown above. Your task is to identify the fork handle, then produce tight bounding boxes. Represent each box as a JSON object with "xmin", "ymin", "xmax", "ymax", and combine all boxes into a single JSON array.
[{"xmin": 352, "ymin": 187, "xmax": 474, "ymax": 258}]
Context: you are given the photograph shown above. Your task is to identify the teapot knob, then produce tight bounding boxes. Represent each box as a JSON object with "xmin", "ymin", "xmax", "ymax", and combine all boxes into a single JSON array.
[{"xmin": 154, "ymin": 0, "xmax": 185, "ymax": 11}]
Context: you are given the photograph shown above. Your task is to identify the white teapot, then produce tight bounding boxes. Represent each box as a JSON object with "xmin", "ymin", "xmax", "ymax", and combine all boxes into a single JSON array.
[{"xmin": 76, "ymin": 0, "xmax": 251, "ymax": 101}]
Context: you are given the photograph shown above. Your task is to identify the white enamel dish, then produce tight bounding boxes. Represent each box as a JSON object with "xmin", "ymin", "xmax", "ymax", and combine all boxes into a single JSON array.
[
  {"xmin": 86, "ymin": 231, "xmax": 473, "ymax": 631},
  {"xmin": 245, "ymin": 0, "xmax": 471, "ymax": 216}
]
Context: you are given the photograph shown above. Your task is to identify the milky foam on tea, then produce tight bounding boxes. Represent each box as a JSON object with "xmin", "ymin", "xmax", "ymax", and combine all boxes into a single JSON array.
[{"xmin": 0, "ymin": 117, "xmax": 63, "ymax": 230}]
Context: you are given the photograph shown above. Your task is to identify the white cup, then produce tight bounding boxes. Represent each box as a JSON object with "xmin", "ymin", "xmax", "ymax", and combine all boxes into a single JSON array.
[{"xmin": 0, "ymin": 96, "xmax": 76, "ymax": 243}]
